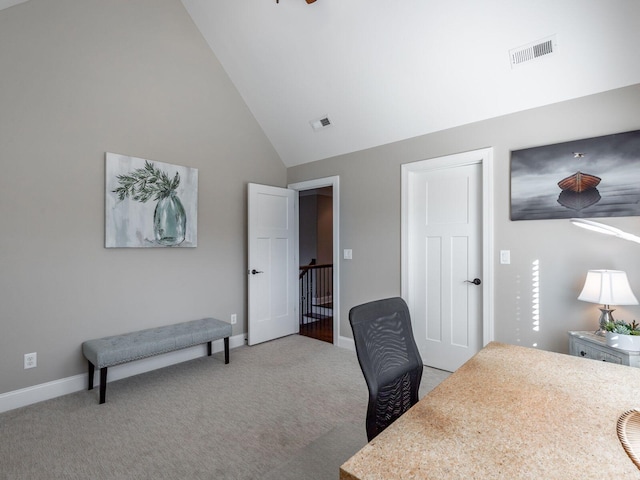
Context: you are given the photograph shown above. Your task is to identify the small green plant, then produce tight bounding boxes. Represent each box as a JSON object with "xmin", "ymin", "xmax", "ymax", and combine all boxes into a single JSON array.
[
  {"xmin": 113, "ymin": 161, "xmax": 180, "ymax": 202},
  {"xmin": 603, "ymin": 319, "xmax": 640, "ymax": 336}
]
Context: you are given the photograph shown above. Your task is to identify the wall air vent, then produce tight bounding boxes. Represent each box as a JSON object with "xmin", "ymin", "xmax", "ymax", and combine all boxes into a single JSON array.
[
  {"xmin": 310, "ymin": 115, "xmax": 332, "ymax": 131},
  {"xmin": 509, "ymin": 35, "xmax": 557, "ymax": 68}
]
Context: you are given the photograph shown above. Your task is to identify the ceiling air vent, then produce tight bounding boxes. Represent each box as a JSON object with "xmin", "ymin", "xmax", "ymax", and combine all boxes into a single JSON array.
[
  {"xmin": 310, "ymin": 115, "xmax": 332, "ymax": 131},
  {"xmin": 509, "ymin": 35, "xmax": 557, "ymax": 68}
]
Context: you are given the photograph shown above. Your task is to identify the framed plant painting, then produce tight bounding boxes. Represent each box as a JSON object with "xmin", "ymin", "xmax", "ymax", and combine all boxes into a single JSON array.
[
  {"xmin": 105, "ymin": 152, "xmax": 198, "ymax": 247},
  {"xmin": 510, "ymin": 130, "xmax": 640, "ymax": 221}
]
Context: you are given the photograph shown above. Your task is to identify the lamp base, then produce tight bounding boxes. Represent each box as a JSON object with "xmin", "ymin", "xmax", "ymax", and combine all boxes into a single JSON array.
[{"xmin": 595, "ymin": 306, "xmax": 615, "ymax": 336}]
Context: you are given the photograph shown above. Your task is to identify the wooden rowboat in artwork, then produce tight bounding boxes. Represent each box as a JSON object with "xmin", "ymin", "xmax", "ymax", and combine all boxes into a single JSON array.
[{"xmin": 557, "ymin": 171, "xmax": 601, "ymax": 193}]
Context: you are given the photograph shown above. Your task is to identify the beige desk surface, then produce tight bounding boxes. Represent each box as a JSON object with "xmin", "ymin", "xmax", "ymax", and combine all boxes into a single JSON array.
[{"xmin": 340, "ymin": 342, "xmax": 640, "ymax": 479}]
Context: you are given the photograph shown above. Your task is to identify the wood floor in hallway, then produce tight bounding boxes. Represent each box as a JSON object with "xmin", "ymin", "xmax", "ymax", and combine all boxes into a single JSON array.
[{"xmin": 299, "ymin": 316, "xmax": 333, "ymax": 344}]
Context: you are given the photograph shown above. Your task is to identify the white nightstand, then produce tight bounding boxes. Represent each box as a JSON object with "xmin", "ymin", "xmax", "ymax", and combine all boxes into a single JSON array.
[{"xmin": 568, "ymin": 331, "xmax": 640, "ymax": 367}]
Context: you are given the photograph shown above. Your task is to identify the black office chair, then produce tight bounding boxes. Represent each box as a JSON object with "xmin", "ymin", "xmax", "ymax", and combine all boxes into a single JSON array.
[{"xmin": 349, "ymin": 297, "xmax": 423, "ymax": 441}]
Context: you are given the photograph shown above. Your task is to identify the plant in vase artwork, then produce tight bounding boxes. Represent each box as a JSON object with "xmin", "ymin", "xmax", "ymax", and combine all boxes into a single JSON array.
[
  {"xmin": 105, "ymin": 153, "xmax": 198, "ymax": 248},
  {"xmin": 113, "ymin": 161, "xmax": 186, "ymax": 246},
  {"xmin": 603, "ymin": 320, "xmax": 640, "ymax": 351}
]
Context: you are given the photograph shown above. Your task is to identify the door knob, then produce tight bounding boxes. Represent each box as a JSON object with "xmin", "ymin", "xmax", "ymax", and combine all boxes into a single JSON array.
[
  {"xmin": 465, "ymin": 278, "xmax": 481, "ymax": 285},
  {"xmin": 250, "ymin": 269, "xmax": 264, "ymax": 275}
]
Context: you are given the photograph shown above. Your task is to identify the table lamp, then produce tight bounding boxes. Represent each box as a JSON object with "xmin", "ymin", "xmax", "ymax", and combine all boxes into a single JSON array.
[{"xmin": 578, "ymin": 269, "xmax": 638, "ymax": 335}]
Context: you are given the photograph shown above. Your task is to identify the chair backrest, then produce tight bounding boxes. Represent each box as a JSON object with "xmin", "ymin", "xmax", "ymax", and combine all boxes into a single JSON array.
[{"xmin": 349, "ymin": 297, "xmax": 423, "ymax": 441}]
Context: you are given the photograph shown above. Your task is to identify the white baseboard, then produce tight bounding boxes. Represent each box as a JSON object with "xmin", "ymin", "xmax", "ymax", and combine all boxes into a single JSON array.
[
  {"xmin": 337, "ymin": 335, "xmax": 355, "ymax": 352},
  {"xmin": 0, "ymin": 334, "xmax": 245, "ymax": 414}
]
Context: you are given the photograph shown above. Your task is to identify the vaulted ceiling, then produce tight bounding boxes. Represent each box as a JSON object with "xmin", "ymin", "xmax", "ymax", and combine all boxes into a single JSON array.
[
  {"xmin": 181, "ymin": 0, "xmax": 640, "ymax": 167},
  {"xmin": 4, "ymin": 0, "xmax": 640, "ymax": 167}
]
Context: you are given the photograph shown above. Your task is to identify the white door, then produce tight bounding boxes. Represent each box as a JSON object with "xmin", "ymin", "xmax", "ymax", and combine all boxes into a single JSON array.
[
  {"xmin": 405, "ymin": 160, "xmax": 483, "ymax": 371},
  {"xmin": 247, "ymin": 183, "xmax": 298, "ymax": 345}
]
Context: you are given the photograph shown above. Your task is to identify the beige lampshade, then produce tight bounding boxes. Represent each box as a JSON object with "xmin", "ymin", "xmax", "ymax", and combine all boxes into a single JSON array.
[{"xmin": 578, "ymin": 270, "xmax": 639, "ymax": 306}]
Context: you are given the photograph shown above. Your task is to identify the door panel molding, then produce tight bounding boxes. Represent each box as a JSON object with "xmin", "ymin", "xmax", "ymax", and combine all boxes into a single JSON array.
[
  {"xmin": 248, "ymin": 183, "xmax": 297, "ymax": 345},
  {"xmin": 401, "ymin": 148, "xmax": 495, "ymax": 364}
]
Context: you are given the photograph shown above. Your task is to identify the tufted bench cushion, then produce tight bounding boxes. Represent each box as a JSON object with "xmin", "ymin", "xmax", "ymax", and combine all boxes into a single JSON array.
[{"xmin": 82, "ymin": 317, "xmax": 231, "ymax": 404}]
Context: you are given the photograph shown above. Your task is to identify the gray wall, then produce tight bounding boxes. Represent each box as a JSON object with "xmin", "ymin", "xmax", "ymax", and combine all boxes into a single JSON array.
[
  {"xmin": 0, "ymin": 0, "xmax": 286, "ymax": 394},
  {"xmin": 299, "ymin": 195, "xmax": 318, "ymax": 266},
  {"xmin": 3, "ymin": 0, "xmax": 640, "ymax": 398},
  {"xmin": 288, "ymin": 84, "xmax": 640, "ymax": 354},
  {"xmin": 299, "ymin": 189, "xmax": 332, "ymax": 266},
  {"xmin": 317, "ymin": 193, "xmax": 333, "ymax": 265}
]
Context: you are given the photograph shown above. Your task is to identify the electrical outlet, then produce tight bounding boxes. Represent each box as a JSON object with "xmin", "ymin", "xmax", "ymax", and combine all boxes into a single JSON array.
[
  {"xmin": 230, "ymin": 314, "xmax": 237, "ymax": 325},
  {"xmin": 24, "ymin": 352, "xmax": 37, "ymax": 369}
]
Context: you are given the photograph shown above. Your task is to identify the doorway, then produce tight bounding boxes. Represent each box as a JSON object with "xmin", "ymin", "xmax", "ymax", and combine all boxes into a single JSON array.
[
  {"xmin": 401, "ymin": 149, "xmax": 494, "ymax": 371},
  {"xmin": 298, "ymin": 187, "xmax": 333, "ymax": 343},
  {"xmin": 289, "ymin": 176, "xmax": 340, "ymax": 345}
]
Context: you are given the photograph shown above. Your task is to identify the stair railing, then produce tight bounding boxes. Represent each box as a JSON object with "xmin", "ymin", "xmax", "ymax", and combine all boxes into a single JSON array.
[{"xmin": 299, "ymin": 263, "xmax": 333, "ymax": 325}]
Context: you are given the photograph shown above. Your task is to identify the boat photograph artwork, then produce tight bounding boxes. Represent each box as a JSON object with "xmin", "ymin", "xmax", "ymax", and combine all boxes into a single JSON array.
[{"xmin": 510, "ymin": 130, "xmax": 640, "ymax": 221}]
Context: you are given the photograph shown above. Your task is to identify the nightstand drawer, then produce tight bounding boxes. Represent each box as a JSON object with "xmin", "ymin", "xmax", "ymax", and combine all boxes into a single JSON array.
[
  {"xmin": 571, "ymin": 341, "xmax": 623, "ymax": 364},
  {"xmin": 569, "ymin": 331, "xmax": 640, "ymax": 367}
]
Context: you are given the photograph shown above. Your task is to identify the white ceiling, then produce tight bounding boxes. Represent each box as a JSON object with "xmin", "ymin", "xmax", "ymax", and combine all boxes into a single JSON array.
[
  {"xmin": 182, "ymin": 0, "xmax": 640, "ymax": 167},
  {"xmin": 4, "ymin": 1, "xmax": 640, "ymax": 167}
]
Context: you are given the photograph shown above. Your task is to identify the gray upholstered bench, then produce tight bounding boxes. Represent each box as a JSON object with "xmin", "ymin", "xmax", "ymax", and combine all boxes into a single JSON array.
[{"xmin": 82, "ymin": 317, "xmax": 231, "ymax": 404}]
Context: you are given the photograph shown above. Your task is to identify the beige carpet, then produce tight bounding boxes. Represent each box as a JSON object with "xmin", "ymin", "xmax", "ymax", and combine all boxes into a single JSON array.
[{"xmin": 0, "ymin": 335, "xmax": 450, "ymax": 480}]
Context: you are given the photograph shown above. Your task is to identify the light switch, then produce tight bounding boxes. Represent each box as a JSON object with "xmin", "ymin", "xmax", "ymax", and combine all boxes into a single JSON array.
[
  {"xmin": 343, "ymin": 249, "xmax": 353, "ymax": 260},
  {"xmin": 500, "ymin": 250, "xmax": 511, "ymax": 265}
]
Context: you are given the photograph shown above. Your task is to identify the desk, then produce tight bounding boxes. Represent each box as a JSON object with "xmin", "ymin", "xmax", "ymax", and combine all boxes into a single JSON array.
[{"xmin": 340, "ymin": 342, "xmax": 640, "ymax": 479}]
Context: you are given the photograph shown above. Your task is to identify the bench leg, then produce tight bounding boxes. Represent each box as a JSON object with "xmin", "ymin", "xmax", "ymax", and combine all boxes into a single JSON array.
[
  {"xmin": 207, "ymin": 341, "xmax": 212, "ymax": 356},
  {"xmin": 99, "ymin": 367, "xmax": 108, "ymax": 404},
  {"xmin": 88, "ymin": 361, "xmax": 95, "ymax": 390},
  {"xmin": 224, "ymin": 337, "xmax": 229, "ymax": 364}
]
